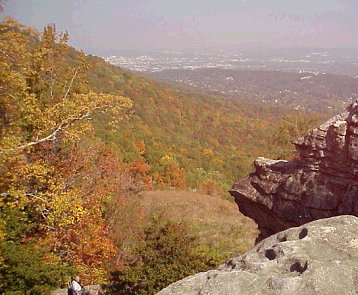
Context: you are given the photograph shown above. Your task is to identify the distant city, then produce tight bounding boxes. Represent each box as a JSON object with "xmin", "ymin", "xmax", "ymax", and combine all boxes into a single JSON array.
[{"xmin": 105, "ymin": 49, "xmax": 358, "ymax": 77}]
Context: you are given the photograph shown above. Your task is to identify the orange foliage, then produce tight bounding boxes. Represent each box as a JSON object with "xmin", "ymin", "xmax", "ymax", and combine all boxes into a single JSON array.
[
  {"xmin": 126, "ymin": 158, "xmax": 152, "ymax": 189},
  {"xmin": 154, "ymin": 161, "xmax": 187, "ymax": 189},
  {"xmin": 135, "ymin": 139, "xmax": 146, "ymax": 155},
  {"xmin": 40, "ymin": 139, "xmax": 139, "ymax": 284}
]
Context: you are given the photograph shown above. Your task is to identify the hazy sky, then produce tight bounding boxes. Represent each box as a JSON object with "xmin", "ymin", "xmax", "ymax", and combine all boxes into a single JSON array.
[{"xmin": 4, "ymin": 0, "xmax": 358, "ymax": 55}]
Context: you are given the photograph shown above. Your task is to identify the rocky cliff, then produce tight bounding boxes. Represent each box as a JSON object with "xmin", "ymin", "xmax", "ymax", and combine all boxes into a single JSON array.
[
  {"xmin": 157, "ymin": 215, "xmax": 358, "ymax": 295},
  {"xmin": 230, "ymin": 102, "xmax": 358, "ymax": 241}
]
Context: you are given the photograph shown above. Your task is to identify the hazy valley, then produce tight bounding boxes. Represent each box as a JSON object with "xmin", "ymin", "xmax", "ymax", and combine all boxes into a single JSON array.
[
  {"xmin": 105, "ymin": 49, "xmax": 358, "ymax": 77},
  {"xmin": 106, "ymin": 50, "xmax": 358, "ymax": 113}
]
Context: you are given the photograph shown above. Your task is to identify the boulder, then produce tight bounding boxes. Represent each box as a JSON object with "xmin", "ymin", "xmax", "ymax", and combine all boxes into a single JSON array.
[
  {"xmin": 157, "ymin": 215, "xmax": 358, "ymax": 295},
  {"xmin": 230, "ymin": 102, "xmax": 358, "ymax": 241},
  {"xmin": 51, "ymin": 284, "xmax": 110, "ymax": 295}
]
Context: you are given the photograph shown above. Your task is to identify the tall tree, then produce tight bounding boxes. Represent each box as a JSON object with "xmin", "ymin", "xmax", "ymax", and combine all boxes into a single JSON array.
[{"xmin": 0, "ymin": 17, "xmax": 133, "ymax": 286}]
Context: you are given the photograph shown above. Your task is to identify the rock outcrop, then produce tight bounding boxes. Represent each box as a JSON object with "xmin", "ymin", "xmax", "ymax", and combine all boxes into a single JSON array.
[
  {"xmin": 230, "ymin": 102, "xmax": 358, "ymax": 241},
  {"xmin": 51, "ymin": 284, "xmax": 110, "ymax": 295},
  {"xmin": 157, "ymin": 215, "xmax": 358, "ymax": 295}
]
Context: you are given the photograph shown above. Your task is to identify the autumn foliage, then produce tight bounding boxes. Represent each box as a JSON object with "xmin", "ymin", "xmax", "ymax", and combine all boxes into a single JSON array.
[
  {"xmin": 0, "ymin": 15, "xmax": 326, "ymax": 293},
  {"xmin": 0, "ymin": 17, "xmax": 133, "ymax": 290}
]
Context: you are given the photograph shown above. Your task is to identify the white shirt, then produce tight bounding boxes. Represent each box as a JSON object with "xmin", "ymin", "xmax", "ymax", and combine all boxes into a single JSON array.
[{"xmin": 71, "ymin": 280, "xmax": 82, "ymax": 291}]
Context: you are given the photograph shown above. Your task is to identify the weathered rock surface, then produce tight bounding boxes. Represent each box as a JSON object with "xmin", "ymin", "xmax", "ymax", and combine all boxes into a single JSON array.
[
  {"xmin": 230, "ymin": 102, "xmax": 358, "ymax": 241},
  {"xmin": 51, "ymin": 284, "xmax": 110, "ymax": 295},
  {"xmin": 157, "ymin": 215, "xmax": 358, "ymax": 295}
]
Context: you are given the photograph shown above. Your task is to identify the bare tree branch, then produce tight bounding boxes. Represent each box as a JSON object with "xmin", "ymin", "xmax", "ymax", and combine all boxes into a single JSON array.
[
  {"xmin": 25, "ymin": 193, "xmax": 47, "ymax": 202},
  {"xmin": 14, "ymin": 111, "xmax": 91, "ymax": 149},
  {"xmin": 50, "ymin": 75, "xmax": 56, "ymax": 100},
  {"xmin": 0, "ymin": 192, "xmax": 56, "ymax": 227},
  {"xmin": 0, "ymin": 104, "xmax": 107, "ymax": 153},
  {"xmin": 0, "ymin": 48, "xmax": 15, "ymax": 62},
  {"xmin": 63, "ymin": 68, "xmax": 78, "ymax": 100},
  {"xmin": 279, "ymin": 117, "xmax": 301, "ymax": 137}
]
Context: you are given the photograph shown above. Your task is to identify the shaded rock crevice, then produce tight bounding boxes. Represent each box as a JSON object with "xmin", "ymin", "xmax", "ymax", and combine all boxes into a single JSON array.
[{"xmin": 230, "ymin": 102, "xmax": 358, "ymax": 241}]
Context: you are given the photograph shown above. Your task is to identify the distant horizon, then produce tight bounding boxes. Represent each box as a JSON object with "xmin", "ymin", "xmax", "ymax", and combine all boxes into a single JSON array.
[
  {"xmin": 4, "ymin": 0, "xmax": 358, "ymax": 57},
  {"xmin": 70, "ymin": 42, "xmax": 358, "ymax": 59},
  {"xmin": 100, "ymin": 47, "xmax": 358, "ymax": 60}
]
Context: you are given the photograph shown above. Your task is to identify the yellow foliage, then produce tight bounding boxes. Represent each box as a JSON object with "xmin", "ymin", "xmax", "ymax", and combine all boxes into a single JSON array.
[
  {"xmin": 203, "ymin": 148, "xmax": 214, "ymax": 156},
  {"xmin": 160, "ymin": 155, "xmax": 175, "ymax": 163},
  {"xmin": 47, "ymin": 192, "xmax": 87, "ymax": 228},
  {"xmin": 0, "ymin": 19, "xmax": 133, "ymax": 283},
  {"xmin": 0, "ymin": 18, "xmax": 132, "ymax": 156}
]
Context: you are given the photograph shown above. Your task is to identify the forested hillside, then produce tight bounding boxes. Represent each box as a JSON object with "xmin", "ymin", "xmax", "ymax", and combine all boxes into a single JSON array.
[
  {"xmin": 88, "ymin": 56, "xmax": 326, "ymax": 193},
  {"xmin": 0, "ymin": 17, "xmax": 327, "ymax": 294}
]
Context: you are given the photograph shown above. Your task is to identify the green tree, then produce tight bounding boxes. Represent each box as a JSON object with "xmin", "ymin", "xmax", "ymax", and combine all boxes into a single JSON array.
[
  {"xmin": 112, "ymin": 215, "xmax": 224, "ymax": 295},
  {"xmin": 0, "ymin": 241, "xmax": 71, "ymax": 294}
]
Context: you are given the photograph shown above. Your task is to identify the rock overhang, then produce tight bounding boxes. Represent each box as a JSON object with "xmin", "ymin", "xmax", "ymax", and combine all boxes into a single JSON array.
[{"xmin": 230, "ymin": 101, "xmax": 358, "ymax": 242}]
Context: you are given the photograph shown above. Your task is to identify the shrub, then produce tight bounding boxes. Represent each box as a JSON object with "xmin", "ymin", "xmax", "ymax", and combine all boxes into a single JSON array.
[
  {"xmin": 111, "ymin": 215, "xmax": 225, "ymax": 295},
  {"xmin": 0, "ymin": 242, "xmax": 71, "ymax": 294}
]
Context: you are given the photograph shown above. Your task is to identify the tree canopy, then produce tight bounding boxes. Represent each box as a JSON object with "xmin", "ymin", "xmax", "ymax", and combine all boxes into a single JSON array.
[{"xmin": 0, "ymin": 17, "xmax": 133, "ymax": 290}]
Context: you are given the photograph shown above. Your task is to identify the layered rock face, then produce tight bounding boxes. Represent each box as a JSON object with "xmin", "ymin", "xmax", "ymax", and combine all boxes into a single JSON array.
[
  {"xmin": 157, "ymin": 215, "xmax": 358, "ymax": 295},
  {"xmin": 230, "ymin": 102, "xmax": 358, "ymax": 241}
]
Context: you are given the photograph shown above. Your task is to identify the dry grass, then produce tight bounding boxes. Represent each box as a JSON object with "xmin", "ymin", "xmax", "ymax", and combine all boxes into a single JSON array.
[{"xmin": 137, "ymin": 190, "xmax": 258, "ymax": 257}]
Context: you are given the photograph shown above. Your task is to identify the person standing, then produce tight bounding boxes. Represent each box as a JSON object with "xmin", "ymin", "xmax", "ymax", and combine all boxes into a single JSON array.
[{"xmin": 70, "ymin": 276, "xmax": 82, "ymax": 295}]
